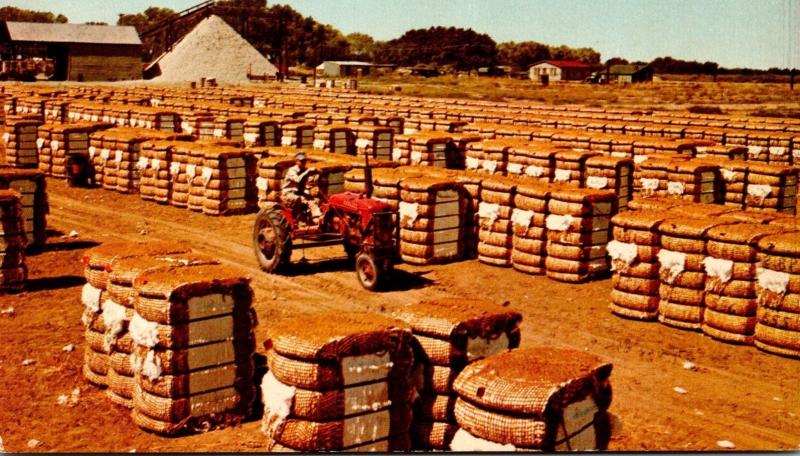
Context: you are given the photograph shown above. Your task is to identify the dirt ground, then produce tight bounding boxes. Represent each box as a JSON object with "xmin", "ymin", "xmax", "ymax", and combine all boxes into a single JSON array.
[{"xmin": 1, "ymin": 179, "xmax": 799, "ymax": 452}]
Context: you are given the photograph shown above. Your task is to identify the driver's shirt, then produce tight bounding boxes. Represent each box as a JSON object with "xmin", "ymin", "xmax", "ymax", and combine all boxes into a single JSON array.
[{"xmin": 281, "ymin": 165, "xmax": 306, "ymax": 195}]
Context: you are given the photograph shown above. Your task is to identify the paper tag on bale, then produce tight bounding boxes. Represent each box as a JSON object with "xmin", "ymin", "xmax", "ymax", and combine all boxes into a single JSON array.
[
  {"xmin": 137, "ymin": 157, "xmax": 149, "ymax": 170},
  {"xmin": 114, "ymin": 150, "xmax": 123, "ymax": 163},
  {"xmin": 213, "ymin": 128, "xmax": 225, "ymax": 138},
  {"xmin": 51, "ymin": 140, "xmax": 60, "ymax": 151},
  {"xmin": 313, "ymin": 139, "xmax": 326, "ymax": 150},
  {"xmin": 410, "ymin": 151, "xmax": 423, "ymax": 164},
  {"xmin": 355, "ymin": 138, "xmax": 370, "ymax": 149},
  {"xmin": 748, "ymin": 146, "xmax": 763, "ymax": 157},
  {"xmin": 169, "ymin": 162, "xmax": 180, "ymax": 176},
  {"xmin": 256, "ymin": 177, "xmax": 269, "ymax": 191},
  {"xmin": 36, "ymin": 138, "xmax": 45, "ymax": 150},
  {"xmin": 281, "ymin": 136, "xmax": 293, "ymax": 147},
  {"xmin": 481, "ymin": 159, "xmax": 498, "ymax": 174},
  {"xmin": 465, "ymin": 157, "xmax": 480, "ymax": 169},
  {"xmin": 186, "ymin": 164, "xmax": 197, "ymax": 178},
  {"xmin": 100, "ymin": 149, "xmax": 110, "ymax": 161},
  {"xmin": 634, "ymin": 155, "xmax": 649, "ymax": 164},
  {"xmin": 88, "ymin": 146, "xmax": 96, "ymax": 159},
  {"xmin": 747, "ymin": 184, "xmax": 771, "ymax": 202}
]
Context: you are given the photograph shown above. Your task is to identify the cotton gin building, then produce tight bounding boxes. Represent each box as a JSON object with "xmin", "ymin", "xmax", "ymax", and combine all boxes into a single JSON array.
[{"xmin": 0, "ymin": 22, "xmax": 142, "ymax": 81}]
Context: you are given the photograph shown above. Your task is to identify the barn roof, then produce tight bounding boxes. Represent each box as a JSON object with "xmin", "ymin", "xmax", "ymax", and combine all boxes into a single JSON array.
[
  {"xmin": 3, "ymin": 21, "xmax": 141, "ymax": 46},
  {"xmin": 609, "ymin": 64, "xmax": 651, "ymax": 75},
  {"xmin": 530, "ymin": 60, "xmax": 592, "ymax": 69}
]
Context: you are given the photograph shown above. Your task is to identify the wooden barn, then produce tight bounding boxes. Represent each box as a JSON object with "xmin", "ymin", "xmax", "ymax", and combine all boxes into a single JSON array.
[{"xmin": 0, "ymin": 21, "xmax": 142, "ymax": 81}]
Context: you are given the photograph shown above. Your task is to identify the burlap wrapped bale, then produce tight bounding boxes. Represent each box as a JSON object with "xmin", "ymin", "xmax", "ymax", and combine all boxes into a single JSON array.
[
  {"xmin": 200, "ymin": 147, "xmax": 258, "ymax": 215},
  {"xmin": 82, "ymin": 241, "xmax": 191, "ymax": 290},
  {"xmin": 476, "ymin": 176, "xmax": 517, "ymax": 267},
  {"xmin": 452, "ymin": 347, "xmax": 613, "ymax": 451},
  {"xmin": 0, "ymin": 190, "xmax": 27, "ymax": 292},
  {"xmin": 607, "ymin": 209, "xmax": 673, "ymax": 320},
  {"xmin": 261, "ymin": 311, "xmax": 415, "ymax": 452},
  {"xmin": 0, "ymin": 169, "xmax": 47, "ymax": 250},
  {"xmin": 663, "ymin": 160, "xmax": 722, "ymax": 204},
  {"xmin": 545, "ymin": 186, "xmax": 616, "ymax": 283},
  {"xmin": 107, "ymin": 252, "xmax": 219, "ymax": 308},
  {"xmin": 754, "ymin": 232, "xmax": 800, "ymax": 357},
  {"xmin": 510, "ymin": 182, "xmax": 550, "ymax": 275},
  {"xmin": 584, "ymin": 155, "xmax": 634, "ymax": 210},
  {"xmin": 744, "ymin": 163, "xmax": 797, "ymax": 214},
  {"xmin": 392, "ymin": 298, "xmax": 522, "ymax": 367},
  {"xmin": 398, "ymin": 176, "xmax": 467, "ymax": 264},
  {"xmin": 656, "ymin": 217, "xmax": 739, "ymax": 330},
  {"xmin": 129, "ymin": 264, "xmax": 256, "ymax": 435},
  {"xmin": 553, "ymin": 149, "xmax": 600, "ymax": 187},
  {"xmin": 702, "ymin": 223, "xmax": 788, "ymax": 344}
]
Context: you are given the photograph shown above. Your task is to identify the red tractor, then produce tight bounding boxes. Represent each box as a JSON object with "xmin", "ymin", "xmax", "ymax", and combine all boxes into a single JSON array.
[{"xmin": 252, "ymin": 168, "xmax": 397, "ymax": 291}]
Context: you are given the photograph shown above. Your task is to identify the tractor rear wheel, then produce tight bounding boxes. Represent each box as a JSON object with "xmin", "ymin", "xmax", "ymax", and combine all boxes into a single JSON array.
[
  {"xmin": 355, "ymin": 252, "xmax": 386, "ymax": 291},
  {"xmin": 253, "ymin": 206, "xmax": 292, "ymax": 273}
]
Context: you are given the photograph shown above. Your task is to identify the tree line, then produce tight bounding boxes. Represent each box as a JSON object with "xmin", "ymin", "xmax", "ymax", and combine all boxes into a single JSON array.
[{"xmin": 0, "ymin": 3, "xmax": 794, "ymax": 76}]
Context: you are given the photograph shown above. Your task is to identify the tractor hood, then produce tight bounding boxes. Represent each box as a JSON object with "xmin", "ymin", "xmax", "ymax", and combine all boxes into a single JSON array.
[{"xmin": 328, "ymin": 192, "xmax": 391, "ymax": 216}]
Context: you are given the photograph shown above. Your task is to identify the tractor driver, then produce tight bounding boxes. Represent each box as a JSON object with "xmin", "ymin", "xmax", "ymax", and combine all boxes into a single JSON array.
[{"xmin": 281, "ymin": 152, "xmax": 322, "ymax": 222}]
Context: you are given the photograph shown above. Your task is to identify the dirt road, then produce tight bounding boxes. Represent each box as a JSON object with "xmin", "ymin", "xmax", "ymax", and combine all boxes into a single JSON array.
[{"xmin": 0, "ymin": 179, "xmax": 798, "ymax": 452}]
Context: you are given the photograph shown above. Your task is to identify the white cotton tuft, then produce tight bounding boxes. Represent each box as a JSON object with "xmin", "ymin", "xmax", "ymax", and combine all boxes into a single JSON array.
[
  {"xmin": 128, "ymin": 313, "xmax": 159, "ymax": 348},
  {"xmin": 720, "ymin": 168, "xmax": 737, "ymax": 182},
  {"xmin": 553, "ymin": 169, "xmax": 571, "ymax": 182},
  {"xmin": 81, "ymin": 283, "xmax": 103, "ymax": 313},
  {"xmin": 586, "ymin": 176, "xmax": 608, "ymax": 189},
  {"xmin": 667, "ymin": 181, "xmax": 685, "ymax": 196},
  {"xmin": 747, "ymin": 184, "xmax": 772, "ymax": 201},
  {"xmin": 398, "ymin": 202, "xmax": 419, "ymax": 227},
  {"xmin": 478, "ymin": 202, "xmax": 500, "ymax": 226},
  {"xmin": 481, "ymin": 160, "xmax": 497, "ymax": 174},
  {"xmin": 101, "ymin": 300, "xmax": 128, "ymax": 352},
  {"xmin": 525, "ymin": 165, "xmax": 544, "ymax": 177},
  {"xmin": 465, "ymin": 157, "xmax": 480, "ymax": 169},
  {"xmin": 757, "ymin": 267, "xmax": 790, "ymax": 295},
  {"xmin": 658, "ymin": 249, "xmax": 686, "ymax": 284},
  {"xmin": 506, "ymin": 163, "xmax": 523, "ymax": 174},
  {"xmin": 391, "ymin": 148, "xmax": 403, "ymax": 161},
  {"xmin": 607, "ymin": 240, "xmax": 638, "ymax": 271},
  {"xmin": 510, "ymin": 209, "xmax": 534, "ymax": 229},
  {"xmin": 633, "ymin": 155, "xmax": 649, "ymax": 164},
  {"xmin": 747, "ymin": 145, "xmax": 763, "ymax": 157},
  {"xmin": 450, "ymin": 428, "xmax": 516, "ymax": 452},
  {"xmin": 641, "ymin": 178, "xmax": 660, "ymax": 191},
  {"xmin": 260, "ymin": 371, "xmax": 296, "ymax": 436},
  {"xmin": 546, "ymin": 214, "xmax": 575, "ymax": 232},
  {"xmin": 255, "ymin": 177, "xmax": 268, "ymax": 191},
  {"xmin": 768, "ymin": 146, "xmax": 786, "ymax": 156},
  {"xmin": 243, "ymin": 133, "xmax": 258, "ymax": 144},
  {"xmin": 703, "ymin": 257, "xmax": 733, "ymax": 284},
  {"xmin": 140, "ymin": 350, "xmax": 162, "ymax": 381}
]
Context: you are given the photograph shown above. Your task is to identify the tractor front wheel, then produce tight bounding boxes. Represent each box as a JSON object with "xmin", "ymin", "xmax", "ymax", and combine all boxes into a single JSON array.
[
  {"xmin": 355, "ymin": 252, "xmax": 387, "ymax": 291},
  {"xmin": 253, "ymin": 207, "xmax": 292, "ymax": 273}
]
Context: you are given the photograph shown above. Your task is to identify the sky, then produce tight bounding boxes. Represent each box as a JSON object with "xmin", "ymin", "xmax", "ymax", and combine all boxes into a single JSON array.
[{"xmin": 3, "ymin": 0, "xmax": 798, "ymax": 69}]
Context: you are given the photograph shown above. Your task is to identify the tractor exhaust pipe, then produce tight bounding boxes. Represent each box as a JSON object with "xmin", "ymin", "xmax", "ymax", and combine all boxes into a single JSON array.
[{"xmin": 364, "ymin": 139, "xmax": 374, "ymax": 198}]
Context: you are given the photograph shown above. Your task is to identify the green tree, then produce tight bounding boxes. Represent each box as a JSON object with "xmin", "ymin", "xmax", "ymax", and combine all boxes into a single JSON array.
[
  {"xmin": 0, "ymin": 6, "xmax": 68, "ymax": 23},
  {"xmin": 377, "ymin": 27, "xmax": 497, "ymax": 70},
  {"xmin": 346, "ymin": 32, "xmax": 379, "ymax": 61},
  {"xmin": 497, "ymin": 41, "xmax": 551, "ymax": 69}
]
